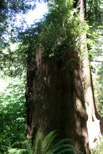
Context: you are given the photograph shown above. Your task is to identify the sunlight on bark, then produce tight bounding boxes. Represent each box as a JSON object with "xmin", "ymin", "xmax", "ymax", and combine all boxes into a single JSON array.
[{"xmin": 82, "ymin": 40, "xmax": 102, "ymax": 149}]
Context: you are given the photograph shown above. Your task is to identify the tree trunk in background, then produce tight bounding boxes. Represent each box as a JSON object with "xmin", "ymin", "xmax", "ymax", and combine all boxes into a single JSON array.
[
  {"xmin": 26, "ymin": 45, "xmax": 90, "ymax": 153},
  {"xmin": 79, "ymin": 0, "xmax": 103, "ymax": 149}
]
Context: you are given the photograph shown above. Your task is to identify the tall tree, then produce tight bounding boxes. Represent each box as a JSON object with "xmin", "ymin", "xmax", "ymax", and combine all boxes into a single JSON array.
[
  {"xmin": 0, "ymin": 0, "xmax": 102, "ymax": 153},
  {"xmin": 24, "ymin": 0, "xmax": 103, "ymax": 153}
]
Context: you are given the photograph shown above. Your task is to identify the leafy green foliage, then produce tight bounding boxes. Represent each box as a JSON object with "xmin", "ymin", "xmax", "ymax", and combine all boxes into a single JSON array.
[
  {"xmin": 91, "ymin": 137, "xmax": 103, "ymax": 154},
  {"xmin": 92, "ymin": 64, "xmax": 103, "ymax": 116},
  {"xmin": 0, "ymin": 76, "xmax": 26, "ymax": 153},
  {"xmin": 89, "ymin": 27, "xmax": 103, "ymax": 116},
  {"xmin": 19, "ymin": 0, "xmax": 87, "ymax": 60},
  {"xmin": 86, "ymin": 0, "xmax": 102, "ymax": 26},
  {"xmin": 0, "ymin": 43, "xmax": 27, "ymax": 77}
]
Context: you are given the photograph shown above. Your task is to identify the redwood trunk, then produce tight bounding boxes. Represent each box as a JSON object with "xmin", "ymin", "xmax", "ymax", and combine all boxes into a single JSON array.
[{"xmin": 26, "ymin": 45, "xmax": 90, "ymax": 153}]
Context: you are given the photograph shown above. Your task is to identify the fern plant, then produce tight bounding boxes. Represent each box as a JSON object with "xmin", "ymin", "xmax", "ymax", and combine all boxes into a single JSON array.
[
  {"xmin": 5, "ymin": 130, "xmax": 83, "ymax": 154},
  {"xmin": 48, "ymin": 138, "xmax": 83, "ymax": 154},
  {"xmin": 31, "ymin": 131, "xmax": 83, "ymax": 154}
]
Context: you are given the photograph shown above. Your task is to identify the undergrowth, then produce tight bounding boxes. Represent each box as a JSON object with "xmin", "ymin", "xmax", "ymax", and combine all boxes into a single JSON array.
[{"xmin": 0, "ymin": 131, "xmax": 83, "ymax": 154}]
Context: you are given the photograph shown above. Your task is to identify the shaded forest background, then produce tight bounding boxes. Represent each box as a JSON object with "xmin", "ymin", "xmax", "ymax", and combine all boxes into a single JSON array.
[{"xmin": 1, "ymin": 0, "xmax": 103, "ymax": 153}]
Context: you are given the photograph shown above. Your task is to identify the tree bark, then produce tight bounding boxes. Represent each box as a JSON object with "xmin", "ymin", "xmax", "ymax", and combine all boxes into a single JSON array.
[{"xmin": 26, "ymin": 45, "xmax": 91, "ymax": 153}]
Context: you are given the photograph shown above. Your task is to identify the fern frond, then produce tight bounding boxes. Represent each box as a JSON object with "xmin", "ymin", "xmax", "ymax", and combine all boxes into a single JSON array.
[
  {"xmin": 33, "ymin": 132, "xmax": 43, "ymax": 154},
  {"xmin": 54, "ymin": 138, "xmax": 72, "ymax": 147},
  {"xmin": 49, "ymin": 139, "xmax": 83, "ymax": 154},
  {"xmin": 46, "ymin": 149, "xmax": 54, "ymax": 154},
  {"xmin": 56, "ymin": 148, "xmax": 83, "ymax": 154},
  {"xmin": 42, "ymin": 130, "xmax": 57, "ymax": 154},
  {"xmin": 50, "ymin": 144, "xmax": 74, "ymax": 153}
]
